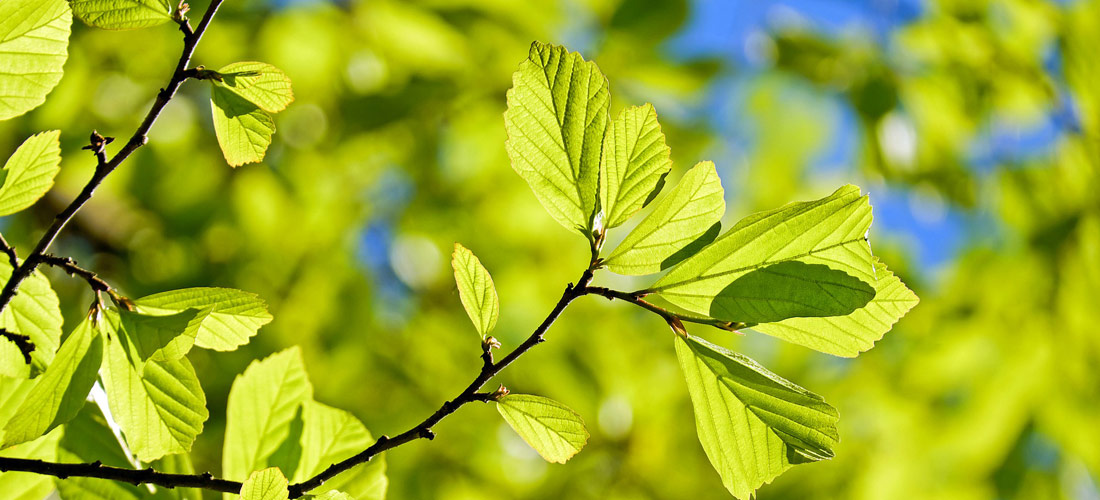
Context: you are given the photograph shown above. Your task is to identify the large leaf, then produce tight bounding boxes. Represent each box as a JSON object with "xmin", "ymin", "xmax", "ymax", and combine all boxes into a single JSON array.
[
  {"xmin": 100, "ymin": 312, "xmax": 208, "ymax": 462},
  {"xmin": 504, "ymin": 41, "xmax": 610, "ymax": 236},
  {"xmin": 0, "ymin": 0, "xmax": 70, "ymax": 120},
  {"xmin": 216, "ymin": 62, "xmax": 294, "ymax": 113},
  {"xmin": 451, "ymin": 243, "xmax": 499, "ymax": 338},
  {"xmin": 675, "ymin": 334, "xmax": 839, "ymax": 500},
  {"xmin": 0, "ymin": 377, "xmax": 35, "ymax": 432},
  {"xmin": 599, "ymin": 104, "xmax": 672, "ymax": 229},
  {"xmin": 239, "ymin": 468, "xmax": 288, "ymax": 500},
  {"xmin": 0, "ymin": 261, "xmax": 64, "ymax": 375},
  {"xmin": 56, "ymin": 404, "xmax": 145, "ymax": 500},
  {"xmin": 0, "ymin": 428, "xmax": 61, "ymax": 500},
  {"xmin": 0, "ymin": 131, "xmax": 62, "ymax": 216},
  {"xmin": 135, "ymin": 287, "xmax": 272, "ymax": 352},
  {"xmin": 211, "ymin": 86, "xmax": 276, "ymax": 167},
  {"xmin": 604, "ymin": 161, "xmax": 725, "ymax": 275},
  {"xmin": 496, "ymin": 394, "xmax": 589, "ymax": 464},
  {"xmin": 288, "ymin": 400, "xmax": 386, "ymax": 499},
  {"xmin": 701, "ymin": 261, "xmax": 875, "ymax": 324},
  {"xmin": 70, "ymin": 0, "xmax": 173, "ymax": 30},
  {"xmin": 2, "ymin": 318, "xmax": 102, "ymax": 448},
  {"xmin": 222, "ymin": 347, "xmax": 313, "ymax": 483},
  {"xmin": 116, "ymin": 308, "xmax": 206, "ymax": 372}
]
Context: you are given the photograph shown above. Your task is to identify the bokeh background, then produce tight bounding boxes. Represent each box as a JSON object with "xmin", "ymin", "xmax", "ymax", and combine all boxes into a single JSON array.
[{"xmin": 2, "ymin": 0, "xmax": 1099, "ymax": 498}]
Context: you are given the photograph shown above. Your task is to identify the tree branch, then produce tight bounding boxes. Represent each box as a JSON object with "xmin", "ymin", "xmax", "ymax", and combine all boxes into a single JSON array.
[
  {"xmin": 39, "ymin": 254, "xmax": 114, "ymax": 295},
  {"xmin": 0, "ymin": 458, "xmax": 241, "ymax": 495},
  {"xmin": 0, "ymin": 0, "xmax": 225, "ymax": 356},
  {"xmin": 585, "ymin": 286, "xmax": 745, "ymax": 332}
]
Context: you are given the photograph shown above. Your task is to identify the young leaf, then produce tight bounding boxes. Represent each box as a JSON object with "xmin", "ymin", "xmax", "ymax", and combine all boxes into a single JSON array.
[
  {"xmin": 70, "ymin": 0, "xmax": 173, "ymax": 30},
  {"xmin": 675, "ymin": 334, "xmax": 839, "ymax": 500},
  {"xmin": 604, "ymin": 161, "xmax": 725, "ymax": 275},
  {"xmin": 223, "ymin": 347, "xmax": 313, "ymax": 483},
  {"xmin": 504, "ymin": 41, "xmax": 610, "ymax": 237},
  {"xmin": 0, "ymin": 0, "xmax": 70, "ymax": 121},
  {"xmin": 99, "ymin": 312, "xmax": 209, "ymax": 462},
  {"xmin": 239, "ymin": 468, "xmax": 288, "ymax": 500},
  {"xmin": 496, "ymin": 394, "xmax": 589, "ymax": 464},
  {"xmin": 0, "ymin": 131, "xmax": 62, "ymax": 216},
  {"xmin": 211, "ymin": 86, "xmax": 276, "ymax": 167},
  {"xmin": 599, "ymin": 104, "xmax": 673, "ymax": 229},
  {"xmin": 116, "ymin": 308, "xmax": 206, "ymax": 371},
  {"xmin": 216, "ymin": 62, "xmax": 295, "ymax": 113},
  {"xmin": 290, "ymin": 400, "xmax": 386, "ymax": 499},
  {"xmin": 0, "ymin": 428, "xmax": 61, "ymax": 500},
  {"xmin": 0, "ymin": 260, "xmax": 64, "ymax": 376},
  {"xmin": 451, "ymin": 243, "xmax": 499, "ymax": 338},
  {"xmin": 2, "ymin": 318, "xmax": 102, "ymax": 448},
  {"xmin": 134, "ymin": 287, "xmax": 273, "ymax": 352}
]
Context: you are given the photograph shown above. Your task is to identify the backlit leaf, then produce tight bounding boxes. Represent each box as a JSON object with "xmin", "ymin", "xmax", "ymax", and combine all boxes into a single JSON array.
[
  {"xmin": 135, "ymin": 287, "xmax": 272, "ymax": 352},
  {"xmin": 216, "ymin": 62, "xmax": 294, "ymax": 113},
  {"xmin": 116, "ymin": 308, "xmax": 206, "ymax": 371},
  {"xmin": 0, "ymin": 131, "xmax": 62, "ymax": 216},
  {"xmin": 0, "ymin": 0, "xmax": 70, "ymax": 120},
  {"xmin": 452, "ymin": 243, "xmax": 499, "ymax": 338},
  {"xmin": 599, "ymin": 104, "xmax": 672, "ymax": 228},
  {"xmin": 0, "ymin": 260, "xmax": 64, "ymax": 376},
  {"xmin": 0, "ymin": 428, "xmax": 61, "ymax": 500},
  {"xmin": 211, "ymin": 86, "xmax": 276, "ymax": 167},
  {"xmin": 496, "ymin": 394, "xmax": 589, "ymax": 464},
  {"xmin": 239, "ymin": 468, "xmax": 288, "ymax": 500},
  {"xmin": 70, "ymin": 0, "xmax": 173, "ymax": 30}
]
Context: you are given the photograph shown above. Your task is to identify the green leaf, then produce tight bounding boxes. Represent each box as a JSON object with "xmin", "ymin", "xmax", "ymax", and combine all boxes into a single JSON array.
[
  {"xmin": 0, "ymin": 337, "xmax": 30, "ymax": 379},
  {"xmin": 496, "ymin": 394, "xmax": 589, "ymax": 464},
  {"xmin": 116, "ymin": 308, "xmax": 206, "ymax": 371},
  {"xmin": 604, "ymin": 161, "xmax": 725, "ymax": 275},
  {"xmin": 0, "ymin": 260, "xmax": 64, "ymax": 375},
  {"xmin": 223, "ymin": 347, "xmax": 313, "ymax": 483},
  {"xmin": 675, "ymin": 334, "xmax": 839, "ymax": 500},
  {"xmin": 504, "ymin": 41, "xmax": 610, "ymax": 236},
  {"xmin": 0, "ymin": 428, "xmax": 61, "ymax": 500},
  {"xmin": 312, "ymin": 492, "xmax": 354, "ymax": 500},
  {"xmin": 216, "ymin": 62, "xmax": 295, "ymax": 113},
  {"xmin": 599, "ymin": 103, "xmax": 673, "ymax": 229},
  {"xmin": 0, "ymin": 131, "xmax": 62, "ymax": 216},
  {"xmin": 211, "ymin": 86, "xmax": 276, "ymax": 167},
  {"xmin": 239, "ymin": 468, "xmax": 288, "ymax": 500},
  {"xmin": 135, "ymin": 287, "xmax": 273, "ymax": 352},
  {"xmin": 702, "ymin": 261, "xmax": 875, "ymax": 324},
  {"xmin": 70, "ymin": 0, "xmax": 173, "ymax": 30},
  {"xmin": 0, "ymin": 0, "xmax": 70, "ymax": 121},
  {"xmin": 56, "ymin": 404, "xmax": 145, "ymax": 500},
  {"xmin": 2, "ymin": 317, "xmax": 102, "ymax": 448},
  {"xmin": 451, "ymin": 243, "xmax": 499, "ymax": 338},
  {"xmin": 290, "ymin": 400, "xmax": 386, "ymax": 499},
  {"xmin": 100, "ymin": 312, "xmax": 209, "ymax": 462}
]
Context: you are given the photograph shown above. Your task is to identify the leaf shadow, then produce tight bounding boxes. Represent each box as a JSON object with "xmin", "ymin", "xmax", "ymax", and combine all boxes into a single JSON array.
[
  {"xmin": 708, "ymin": 261, "xmax": 875, "ymax": 325},
  {"xmin": 660, "ymin": 222, "xmax": 721, "ymax": 271}
]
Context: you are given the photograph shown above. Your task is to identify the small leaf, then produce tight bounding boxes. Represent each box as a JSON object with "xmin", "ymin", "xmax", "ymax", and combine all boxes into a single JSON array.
[
  {"xmin": 211, "ymin": 86, "xmax": 276, "ymax": 167},
  {"xmin": 70, "ymin": 0, "xmax": 173, "ymax": 30},
  {"xmin": 0, "ymin": 131, "xmax": 62, "ymax": 216},
  {"xmin": 239, "ymin": 468, "xmax": 288, "ymax": 500},
  {"xmin": 0, "ymin": 260, "xmax": 64, "ymax": 375},
  {"xmin": 135, "ymin": 287, "xmax": 273, "ymax": 352},
  {"xmin": 222, "ymin": 347, "xmax": 313, "ymax": 483},
  {"xmin": 451, "ymin": 243, "xmax": 499, "ymax": 338},
  {"xmin": 675, "ymin": 334, "xmax": 839, "ymax": 499},
  {"xmin": 0, "ymin": 0, "xmax": 70, "ymax": 120},
  {"xmin": 504, "ymin": 41, "xmax": 610, "ymax": 236},
  {"xmin": 496, "ymin": 394, "xmax": 589, "ymax": 464},
  {"xmin": 216, "ymin": 62, "xmax": 295, "ymax": 113},
  {"xmin": 599, "ymin": 104, "xmax": 673, "ymax": 228},
  {"xmin": 2, "ymin": 318, "xmax": 102, "ymax": 448},
  {"xmin": 604, "ymin": 161, "xmax": 725, "ymax": 275},
  {"xmin": 116, "ymin": 308, "xmax": 206, "ymax": 371}
]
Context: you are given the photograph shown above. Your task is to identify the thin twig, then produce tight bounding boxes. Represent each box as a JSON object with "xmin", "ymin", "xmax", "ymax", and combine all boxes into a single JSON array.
[
  {"xmin": 40, "ymin": 254, "xmax": 113, "ymax": 294},
  {"xmin": 0, "ymin": 458, "xmax": 241, "ymax": 494},
  {"xmin": 0, "ymin": 234, "xmax": 18, "ymax": 269},
  {"xmin": 585, "ymin": 286, "xmax": 745, "ymax": 332}
]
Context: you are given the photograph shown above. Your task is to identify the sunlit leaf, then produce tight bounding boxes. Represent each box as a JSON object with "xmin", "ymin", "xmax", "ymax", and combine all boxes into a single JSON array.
[
  {"xmin": 289, "ymin": 400, "xmax": 386, "ymax": 499},
  {"xmin": 116, "ymin": 308, "xmax": 206, "ymax": 371},
  {"xmin": 0, "ymin": 374, "xmax": 35, "ymax": 431},
  {"xmin": 211, "ymin": 86, "xmax": 276, "ymax": 167},
  {"xmin": 496, "ymin": 394, "xmax": 589, "ymax": 464},
  {"xmin": 599, "ymin": 103, "xmax": 672, "ymax": 229},
  {"xmin": 0, "ymin": 261, "xmax": 64, "ymax": 376},
  {"xmin": 451, "ymin": 243, "xmax": 499, "ymax": 338},
  {"xmin": 0, "ymin": 131, "xmax": 62, "ymax": 216},
  {"xmin": 216, "ymin": 62, "xmax": 295, "ymax": 113},
  {"xmin": 70, "ymin": 0, "xmax": 173, "ymax": 30},
  {"xmin": 239, "ymin": 468, "xmax": 288, "ymax": 500},
  {"xmin": 504, "ymin": 41, "xmax": 609, "ymax": 236},
  {"xmin": 604, "ymin": 161, "xmax": 725, "ymax": 275},
  {"xmin": 135, "ymin": 287, "xmax": 273, "ymax": 352},
  {"xmin": 0, "ymin": 0, "xmax": 70, "ymax": 120},
  {"xmin": 56, "ymin": 404, "xmax": 144, "ymax": 500},
  {"xmin": 0, "ymin": 428, "xmax": 61, "ymax": 500},
  {"xmin": 0, "ymin": 337, "xmax": 30, "ymax": 379},
  {"xmin": 675, "ymin": 334, "xmax": 838, "ymax": 500}
]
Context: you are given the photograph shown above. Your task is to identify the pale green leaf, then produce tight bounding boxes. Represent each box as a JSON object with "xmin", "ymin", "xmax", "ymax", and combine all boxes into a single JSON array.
[
  {"xmin": 599, "ymin": 104, "xmax": 672, "ymax": 228},
  {"xmin": 135, "ymin": 287, "xmax": 273, "ymax": 352},
  {"xmin": 216, "ymin": 62, "xmax": 294, "ymax": 113},
  {"xmin": 71, "ymin": 0, "xmax": 173, "ymax": 30},
  {"xmin": 117, "ymin": 308, "xmax": 205, "ymax": 371},
  {"xmin": 2, "ymin": 318, "xmax": 102, "ymax": 448},
  {"xmin": 504, "ymin": 41, "xmax": 610, "ymax": 236},
  {"xmin": 223, "ymin": 347, "xmax": 313, "ymax": 483},
  {"xmin": 0, "ymin": 376, "xmax": 35, "ymax": 430},
  {"xmin": 0, "ymin": 337, "xmax": 30, "ymax": 378},
  {"xmin": 675, "ymin": 334, "xmax": 838, "ymax": 500},
  {"xmin": 100, "ymin": 312, "xmax": 208, "ymax": 462},
  {"xmin": 451, "ymin": 243, "xmax": 499, "ymax": 338},
  {"xmin": 56, "ymin": 404, "xmax": 144, "ymax": 500},
  {"xmin": 239, "ymin": 468, "xmax": 288, "ymax": 500},
  {"xmin": 604, "ymin": 161, "xmax": 725, "ymax": 275},
  {"xmin": 496, "ymin": 394, "xmax": 589, "ymax": 464},
  {"xmin": 211, "ymin": 86, "xmax": 276, "ymax": 167},
  {"xmin": 0, "ymin": 131, "xmax": 62, "ymax": 216},
  {"xmin": 0, "ymin": 0, "xmax": 70, "ymax": 120},
  {"xmin": 312, "ymin": 492, "xmax": 354, "ymax": 500},
  {"xmin": 0, "ymin": 260, "xmax": 64, "ymax": 375},
  {"xmin": 0, "ymin": 428, "xmax": 61, "ymax": 500},
  {"xmin": 289, "ymin": 400, "xmax": 386, "ymax": 499}
]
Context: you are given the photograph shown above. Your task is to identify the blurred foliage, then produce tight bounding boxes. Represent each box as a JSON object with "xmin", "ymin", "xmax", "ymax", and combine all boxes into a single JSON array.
[{"xmin": 1, "ymin": 0, "xmax": 1098, "ymax": 498}]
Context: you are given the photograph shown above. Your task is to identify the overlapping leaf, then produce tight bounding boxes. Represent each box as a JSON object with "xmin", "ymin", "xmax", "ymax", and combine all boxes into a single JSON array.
[
  {"xmin": 56, "ymin": 404, "xmax": 146, "ymax": 500},
  {"xmin": 675, "ymin": 334, "xmax": 838, "ymax": 499},
  {"xmin": 211, "ymin": 87, "xmax": 276, "ymax": 167},
  {"xmin": 216, "ymin": 62, "xmax": 295, "ymax": 113},
  {"xmin": 288, "ymin": 400, "xmax": 386, "ymax": 499},
  {"xmin": 0, "ymin": 260, "xmax": 64, "ymax": 375},
  {"xmin": 452, "ymin": 243, "xmax": 499, "ymax": 338},
  {"xmin": 116, "ymin": 308, "xmax": 206, "ymax": 371},
  {"xmin": 599, "ymin": 104, "xmax": 673, "ymax": 229},
  {"xmin": 239, "ymin": 468, "xmax": 288, "ymax": 500},
  {"xmin": 504, "ymin": 41, "xmax": 609, "ymax": 236},
  {"xmin": 496, "ymin": 394, "xmax": 589, "ymax": 464},
  {"xmin": 70, "ymin": 0, "xmax": 173, "ymax": 30},
  {"xmin": 0, "ymin": 131, "xmax": 62, "ymax": 216},
  {"xmin": 0, "ymin": 428, "xmax": 61, "ymax": 500},
  {"xmin": 604, "ymin": 161, "xmax": 725, "ymax": 275},
  {"xmin": 0, "ymin": 0, "xmax": 70, "ymax": 120},
  {"xmin": 135, "ymin": 287, "xmax": 272, "ymax": 351}
]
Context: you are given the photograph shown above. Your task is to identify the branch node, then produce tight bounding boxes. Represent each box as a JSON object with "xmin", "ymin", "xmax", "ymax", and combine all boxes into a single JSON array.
[{"xmin": 419, "ymin": 429, "xmax": 436, "ymax": 440}]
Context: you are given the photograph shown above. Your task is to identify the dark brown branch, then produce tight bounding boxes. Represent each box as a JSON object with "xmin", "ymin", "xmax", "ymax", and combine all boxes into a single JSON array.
[
  {"xmin": 0, "ymin": 234, "xmax": 18, "ymax": 269},
  {"xmin": 40, "ymin": 254, "xmax": 113, "ymax": 294},
  {"xmin": 0, "ymin": 328, "xmax": 33, "ymax": 364},
  {"xmin": 0, "ymin": 458, "xmax": 241, "ymax": 495},
  {"xmin": 0, "ymin": 0, "xmax": 225, "ymax": 355}
]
